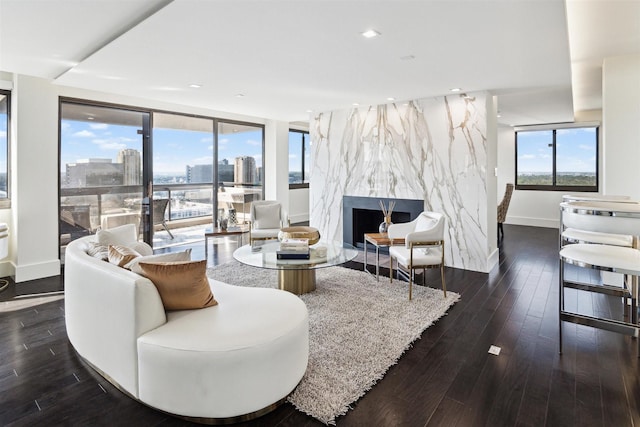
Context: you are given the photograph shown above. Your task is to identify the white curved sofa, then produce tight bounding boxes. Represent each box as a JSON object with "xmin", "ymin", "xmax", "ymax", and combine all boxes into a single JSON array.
[{"xmin": 64, "ymin": 230, "xmax": 309, "ymax": 422}]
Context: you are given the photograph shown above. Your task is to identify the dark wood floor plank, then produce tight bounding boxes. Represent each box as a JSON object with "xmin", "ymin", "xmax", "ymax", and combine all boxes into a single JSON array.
[{"xmin": 0, "ymin": 225, "xmax": 638, "ymax": 426}]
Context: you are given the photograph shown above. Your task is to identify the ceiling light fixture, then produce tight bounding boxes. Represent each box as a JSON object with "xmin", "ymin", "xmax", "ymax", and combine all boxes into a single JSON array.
[
  {"xmin": 450, "ymin": 88, "xmax": 461, "ymax": 92},
  {"xmin": 352, "ymin": 103, "xmax": 360, "ymax": 106},
  {"xmin": 189, "ymin": 84, "xmax": 202, "ymax": 88},
  {"xmin": 387, "ymin": 97, "xmax": 395, "ymax": 101},
  {"xmin": 361, "ymin": 29, "xmax": 381, "ymax": 38}
]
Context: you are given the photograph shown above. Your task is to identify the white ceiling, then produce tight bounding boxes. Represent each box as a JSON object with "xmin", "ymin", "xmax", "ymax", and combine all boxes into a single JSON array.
[{"xmin": 0, "ymin": 0, "xmax": 638, "ymax": 126}]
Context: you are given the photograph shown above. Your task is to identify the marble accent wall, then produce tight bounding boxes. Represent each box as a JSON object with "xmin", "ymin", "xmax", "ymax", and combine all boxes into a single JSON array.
[{"xmin": 310, "ymin": 93, "xmax": 490, "ymax": 272}]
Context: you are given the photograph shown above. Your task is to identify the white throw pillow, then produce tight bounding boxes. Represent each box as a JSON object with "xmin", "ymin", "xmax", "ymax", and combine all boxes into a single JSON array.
[
  {"xmin": 254, "ymin": 204, "xmax": 281, "ymax": 229},
  {"xmin": 126, "ymin": 249, "xmax": 192, "ymax": 275},
  {"xmin": 96, "ymin": 224, "xmax": 138, "ymax": 246}
]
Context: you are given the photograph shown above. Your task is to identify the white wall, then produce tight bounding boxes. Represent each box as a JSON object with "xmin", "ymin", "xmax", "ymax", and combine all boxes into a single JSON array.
[
  {"xmin": 3, "ymin": 74, "xmax": 293, "ymax": 283},
  {"xmin": 289, "ymin": 188, "xmax": 309, "ymax": 224},
  {"xmin": 603, "ymin": 54, "xmax": 640, "ymax": 199}
]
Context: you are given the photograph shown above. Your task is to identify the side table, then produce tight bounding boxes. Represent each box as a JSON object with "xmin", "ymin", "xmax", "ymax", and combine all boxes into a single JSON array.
[
  {"xmin": 363, "ymin": 233, "xmax": 404, "ymax": 281},
  {"xmin": 205, "ymin": 225, "xmax": 249, "ymax": 260}
]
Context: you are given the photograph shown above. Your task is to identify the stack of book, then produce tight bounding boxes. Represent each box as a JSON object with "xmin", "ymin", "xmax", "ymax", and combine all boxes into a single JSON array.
[{"xmin": 277, "ymin": 238, "xmax": 310, "ymax": 260}]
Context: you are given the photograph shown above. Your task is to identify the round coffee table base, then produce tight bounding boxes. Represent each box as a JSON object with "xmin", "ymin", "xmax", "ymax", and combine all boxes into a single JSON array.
[{"xmin": 278, "ymin": 269, "xmax": 316, "ymax": 295}]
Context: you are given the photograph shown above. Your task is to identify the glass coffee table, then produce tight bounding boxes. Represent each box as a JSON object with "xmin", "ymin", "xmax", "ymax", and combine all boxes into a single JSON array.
[{"xmin": 233, "ymin": 240, "xmax": 358, "ymax": 295}]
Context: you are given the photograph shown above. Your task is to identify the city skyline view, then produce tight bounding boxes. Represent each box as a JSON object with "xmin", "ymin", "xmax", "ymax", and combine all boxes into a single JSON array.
[{"xmin": 60, "ymin": 118, "xmax": 266, "ymax": 179}]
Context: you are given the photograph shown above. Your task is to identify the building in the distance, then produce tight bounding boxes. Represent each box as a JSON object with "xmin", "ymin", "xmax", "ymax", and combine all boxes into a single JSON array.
[
  {"xmin": 117, "ymin": 148, "xmax": 141, "ymax": 185},
  {"xmin": 234, "ymin": 156, "xmax": 256, "ymax": 185},
  {"xmin": 218, "ymin": 159, "xmax": 234, "ymax": 184},
  {"xmin": 65, "ymin": 159, "xmax": 123, "ymax": 188},
  {"xmin": 186, "ymin": 164, "xmax": 213, "ymax": 183}
]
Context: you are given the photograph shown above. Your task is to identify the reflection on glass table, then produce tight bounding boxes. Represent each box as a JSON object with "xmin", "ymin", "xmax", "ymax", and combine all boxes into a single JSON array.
[{"xmin": 233, "ymin": 240, "xmax": 357, "ymax": 295}]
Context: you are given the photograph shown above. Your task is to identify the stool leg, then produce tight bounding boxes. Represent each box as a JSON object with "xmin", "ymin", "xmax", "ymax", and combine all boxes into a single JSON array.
[{"xmin": 559, "ymin": 259, "xmax": 564, "ymax": 355}]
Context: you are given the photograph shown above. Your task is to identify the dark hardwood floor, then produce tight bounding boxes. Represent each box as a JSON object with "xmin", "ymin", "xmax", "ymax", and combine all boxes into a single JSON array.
[{"xmin": 1, "ymin": 224, "xmax": 639, "ymax": 426}]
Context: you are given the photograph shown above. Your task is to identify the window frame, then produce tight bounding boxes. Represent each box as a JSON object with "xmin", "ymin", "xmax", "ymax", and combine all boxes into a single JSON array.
[
  {"xmin": 289, "ymin": 129, "xmax": 310, "ymax": 189},
  {"xmin": 514, "ymin": 123, "xmax": 599, "ymax": 192},
  {"xmin": 0, "ymin": 89, "xmax": 11, "ymax": 208}
]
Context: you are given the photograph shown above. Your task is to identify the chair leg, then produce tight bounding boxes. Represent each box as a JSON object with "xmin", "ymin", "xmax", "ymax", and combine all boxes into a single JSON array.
[
  {"xmin": 163, "ymin": 221, "xmax": 174, "ymax": 239},
  {"xmin": 389, "ymin": 257, "xmax": 394, "ymax": 283},
  {"xmin": 441, "ymin": 265, "xmax": 447, "ymax": 298},
  {"xmin": 409, "ymin": 268, "xmax": 413, "ymax": 301}
]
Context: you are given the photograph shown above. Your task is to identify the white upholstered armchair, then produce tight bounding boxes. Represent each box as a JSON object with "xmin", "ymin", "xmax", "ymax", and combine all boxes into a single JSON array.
[
  {"xmin": 249, "ymin": 200, "xmax": 289, "ymax": 244},
  {"xmin": 388, "ymin": 211, "xmax": 447, "ymax": 300}
]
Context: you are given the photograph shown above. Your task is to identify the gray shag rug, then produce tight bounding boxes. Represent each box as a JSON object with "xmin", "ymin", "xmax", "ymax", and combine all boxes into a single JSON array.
[{"xmin": 207, "ymin": 262, "xmax": 460, "ymax": 425}]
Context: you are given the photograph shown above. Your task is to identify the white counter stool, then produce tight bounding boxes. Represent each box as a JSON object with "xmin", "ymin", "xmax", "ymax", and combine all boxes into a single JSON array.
[
  {"xmin": 559, "ymin": 200, "xmax": 640, "ymax": 248},
  {"xmin": 559, "ymin": 244, "xmax": 640, "ymax": 352},
  {"xmin": 559, "ymin": 200, "xmax": 640, "ymax": 355}
]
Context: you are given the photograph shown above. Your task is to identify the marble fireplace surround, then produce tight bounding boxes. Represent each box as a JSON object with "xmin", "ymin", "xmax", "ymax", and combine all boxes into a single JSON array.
[{"xmin": 310, "ymin": 92, "xmax": 496, "ymax": 273}]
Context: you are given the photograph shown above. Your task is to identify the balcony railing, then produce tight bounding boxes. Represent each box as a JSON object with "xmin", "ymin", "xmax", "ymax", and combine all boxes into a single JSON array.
[{"xmin": 60, "ymin": 183, "xmax": 263, "ymax": 245}]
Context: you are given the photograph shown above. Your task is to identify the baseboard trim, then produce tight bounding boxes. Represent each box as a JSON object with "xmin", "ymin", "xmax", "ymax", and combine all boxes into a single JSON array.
[
  {"xmin": 505, "ymin": 216, "xmax": 559, "ymax": 229},
  {"xmin": 14, "ymin": 259, "xmax": 61, "ymax": 283}
]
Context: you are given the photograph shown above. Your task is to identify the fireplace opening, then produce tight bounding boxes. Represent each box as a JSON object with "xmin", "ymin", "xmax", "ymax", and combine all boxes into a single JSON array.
[
  {"xmin": 352, "ymin": 209, "xmax": 411, "ymax": 248},
  {"xmin": 342, "ymin": 196, "xmax": 424, "ymax": 251}
]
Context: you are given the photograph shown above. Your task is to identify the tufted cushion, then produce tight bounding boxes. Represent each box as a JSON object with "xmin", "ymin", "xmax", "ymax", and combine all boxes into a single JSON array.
[
  {"xmin": 138, "ymin": 260, "xmax": 217, "ymax": 310},
  {"xmin": 126, "ymin": 249, "xmax": 192, "ymax": 275},
  {"xmin": 108, "ymin": 245, "xmax": 141, "ymax": 268},
  {"xmin": 254, "ymin": 204, "xmax": 281, "ymax": 229}
]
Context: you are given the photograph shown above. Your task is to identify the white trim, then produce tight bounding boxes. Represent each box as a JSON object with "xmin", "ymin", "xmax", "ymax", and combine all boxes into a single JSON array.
[
  {"xmin": 14, "ymin": 259, "xmax": 61, "ymax": 283},
  {"xmin": 487, "ymin": 248, "xmax": 499, "ymax": 272},
  {"xmin": 505, "ymin": 216, "xmax": 559, "ymax": 229},
  {"xmin": 0, "ymin": 80, "xmax": 13, "ymax": 91},
  {"xmin": 514, "ymin": 121, "xmax": 600, "ymax": 132}
]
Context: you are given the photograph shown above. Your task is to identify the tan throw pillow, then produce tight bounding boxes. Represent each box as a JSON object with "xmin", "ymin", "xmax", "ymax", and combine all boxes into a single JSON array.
[
  {"xmin": 126, "ymin": 249, "xmax": 192, "ymax": 274},
  {"xmin": 108, "ymin": 245, "xmax": 141, "ymax": 268},
  {"xmin": 138, "ymin": 260, "xmax": 218, "ymax": 310}
]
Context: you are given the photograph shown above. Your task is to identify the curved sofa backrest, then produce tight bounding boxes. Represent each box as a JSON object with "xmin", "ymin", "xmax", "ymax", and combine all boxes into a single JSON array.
[{"xmin": 64, "ymin": 236, "xmax": 166, "ymax": 398}]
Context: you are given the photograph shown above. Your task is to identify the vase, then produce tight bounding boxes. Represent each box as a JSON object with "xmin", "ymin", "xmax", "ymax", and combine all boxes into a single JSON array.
[{"xmin": 378, "ymin": 217, "xmax": 392, "ymax": 233}]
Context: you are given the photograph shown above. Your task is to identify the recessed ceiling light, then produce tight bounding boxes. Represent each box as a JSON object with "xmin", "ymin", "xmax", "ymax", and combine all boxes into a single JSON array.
[
  {"xmin": 497, "ymin": 114, "xmax": 502, "ymax": 118},
  {"xmin": 387, "ymin": 97, "xmax": 395, "ymax": 101},
  {"xmin": 189, "ymin": 84, "xmax": 202, "ymax": 88},
  {"xmin": 450, "ymin": 88, "xmax": 461, "ymax": 92},
  {"xmin": 352, "ymin": 103, "xmax": 360, "ymax": 106},
  {"xmin": 306, "ymin": 110, "xmax": 313, "ymax": 113},
  {"xmin": 361, "ymin": 29, "xmax": 381, "ymax": 38}
]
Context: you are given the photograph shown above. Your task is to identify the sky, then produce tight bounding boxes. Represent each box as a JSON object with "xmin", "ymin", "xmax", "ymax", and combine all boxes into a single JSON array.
[
  {"xmin": 60, "ymin": 119, "xmax": 266, "ymax": 176},
  {"xmin": 516, "ymin": 127, "xmax": 597, "ymax": 174}
]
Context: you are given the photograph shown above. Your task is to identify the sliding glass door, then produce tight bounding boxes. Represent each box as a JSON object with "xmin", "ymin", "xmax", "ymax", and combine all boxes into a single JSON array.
[
  {"xmin": 152, "ymin": 113, "xmax": 214, "ymax": 248},
  {"xmin": 216, "ymin": 121, "xmax": 264, "ymax": 224},
  {"xmin": 59, "ymin": 99, "xmax": 266, "ymax": 257},
  {"xmin": 59, "ymin": 101, "xmax": 149, "ymax": 259}
]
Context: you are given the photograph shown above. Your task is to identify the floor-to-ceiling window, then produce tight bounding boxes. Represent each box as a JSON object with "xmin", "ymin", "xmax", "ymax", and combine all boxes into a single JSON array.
[
  {"xmin": 0, "ymin": 90, "xmax": 10, "ymax": 207},
  {"xmin": 152, "ymin": 112, "xmax": 214, "ymax": 248},
  {"xmin": 59, "ymin": 101, "xmax": 149, "ymax": 259},
  {"xmin": 288, "ymin": 129, "xmax": 310, "ymax": 188},
  {"xmin": 59, "ymin": 99, "xmax": 266, "ymax": 257},
  {"xmin": 216, "ymin": 121, "xmax": 264, "ymax": 224}
]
